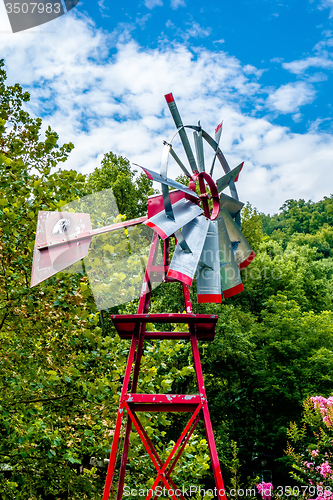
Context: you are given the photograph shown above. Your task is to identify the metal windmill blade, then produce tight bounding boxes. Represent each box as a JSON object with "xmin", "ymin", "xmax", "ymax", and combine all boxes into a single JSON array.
[
  {"xmin": 30, "ymin": 188, "xmax": 163, "ymax": 310},
  {"xmin": 219, "ymin": 208, "xmax": 255, "ymax": 269},
  {"xmin": 139, "ymin": 92, "xmax": 255, "ymax": 303},
  {"xmin": 209, "ymin": 121, "xmax": 222, "ymax": 176},
  {"xmin": 196, "ymin": 220, "xmax": 222, "ymax": 303}
]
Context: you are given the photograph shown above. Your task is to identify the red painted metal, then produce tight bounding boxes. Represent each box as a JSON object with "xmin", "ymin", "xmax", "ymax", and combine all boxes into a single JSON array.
[
  {"xmin": 102, "ymin": 331, "xmax": 139, "ymax": 500},
  {"xmin": 198, "ymin": 293, "xmax": 223, "ymax": 304},
  {"xmin": 182, "ymin": 282, "xmax": 193, "ymax": 314},
  {"xmin": 239, "ymin": 250, "xmax": 256, "ymax": 269},
  {"xmin": 148, "ymin": 191, "xmax": 185, "ymax": 218},
  {"xmin": 165, "ymin": 92, "xmax": 174, "ymax": 103},
  {"xmin": 190, "ymin": 332, "xmax": 226, "ymax": 499},
  {"xmin": 234, "ymin": 162, "xmax": 243, "ymax": 182},
  {"xmin": 129, "ymin": 410, "xmax": 187, "ymax": 500},
  {"xmin": 103, "ymin": 234, "xmax": 227, "ymax": 500},
  {"xmin": 146, "ymin": 170, "xmax": 220, "ymax": 228},
  {"xmin": 193, "ymin": 171, "xmax": 220, "ymax": 221},
  {"xmin": 145, "ymin": 221, "xmax": 168, "ymax": 239},
  {"xmin": 125, "ymin": 394, "xmax": 202, "ymax": 404},
  {"xmin": 130, "ymin": 403, "xmax": 199, "ymax": 412},
  {"xmin": 166, "ymin": 269, "xmax": 193, "ymax": 286},
  {"xmin": 223, "ymin": 282, "xmax": 244, "ymax": 299},
  {"xmin": 111, "ymin": 313, "xmax": 218, "ymax": 341},
  {"xmin": 167, "ymin": 413, "xmax": 201, "ymax": 475},
  {"xmin": 215, "ymin": 122, "xmax": 223, "ymax": 134},
  {"xmin": 145, "ymin": 403, "xmax": 203, "ymax": 500},
  {"xmin": 116, "ymin": 232, "xmax": 161, "ymax": 500}
]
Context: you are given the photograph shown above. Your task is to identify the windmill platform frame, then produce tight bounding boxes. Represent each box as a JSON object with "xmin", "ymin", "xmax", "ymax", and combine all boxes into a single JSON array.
[{"xmin": 102, "ymin": 231, "xmax": 227, "ymax": 500}]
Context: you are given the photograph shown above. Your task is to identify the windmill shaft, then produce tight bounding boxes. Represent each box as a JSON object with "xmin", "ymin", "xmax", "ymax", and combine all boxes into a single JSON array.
[{"xmin": 37, "ymin": 215, "xmax": 148, "ymax": 250}]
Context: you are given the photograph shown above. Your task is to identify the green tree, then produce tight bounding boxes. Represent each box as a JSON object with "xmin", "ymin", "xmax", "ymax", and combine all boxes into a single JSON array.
[
  {"xmin": 0, "ymin": 59, "xmax": 121, "ymax": 499},
  {"xmin": 240, "ymin": 202, "xmax": 263, "ymax": 253},
  {"xmin": 86, "ymin": 152, "xmax": 155, "ymax": 219}
]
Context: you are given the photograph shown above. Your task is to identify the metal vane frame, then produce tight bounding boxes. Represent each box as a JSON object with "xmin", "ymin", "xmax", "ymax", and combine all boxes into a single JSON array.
[{"xmin": 102, "ymin": 232, "xmax": 227, "ymax": 500}]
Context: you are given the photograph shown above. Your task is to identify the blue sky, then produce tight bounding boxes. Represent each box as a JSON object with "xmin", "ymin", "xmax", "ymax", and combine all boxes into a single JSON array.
[
  {"xmin": 73, "ymin": 0, "xmax": 333, "ymax": 134},
  {"xmin": 0, "ymin": 0, "xmax": 333, "ymax": 213}
]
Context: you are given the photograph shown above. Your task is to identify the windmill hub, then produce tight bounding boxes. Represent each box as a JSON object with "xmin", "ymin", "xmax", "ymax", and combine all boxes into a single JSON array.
[{"xmin": 193, "ymin": 171, "xmax": 220, "ymax": 221}]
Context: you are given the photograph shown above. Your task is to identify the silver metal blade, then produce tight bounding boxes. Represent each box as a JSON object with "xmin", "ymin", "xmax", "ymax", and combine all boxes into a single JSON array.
[
  {"xmin": 196, "ymin": 220, "xmax": 222, "ymax": 303},
  {"xmin": 145, "ymin": 198, "xmax": 202, "ymax": 240},
  {"xmin": 136, "ymin": 165, "xmax": 199, "ymax": 199},
  {"xmin": 219, "ymin": 208, "xmax": 255, "ymax": 269},
  {"xmin": 219, "ymin": 193, "xmax": 244, "ymax": 218},
  {"xmin": 165, "ymin": 93, "xmax": 198, "ymax": 173},
  {"xmin": 162, "ymin": 141, "xmax": 192, "ymax": 179},
  {"xmin": 215, "ymin": 122, "xmax": 223, "ymax": 144},
  {"xmin": 167, "ymin": 215, "xmax": 209, "ymax": 286},
  {"xmin": 193, "ymin": 127, "xmax": 205, "ymax": 172},
  {"xmin": 162, "ymin": 183, "xmax": 175, "ymax": 221},
  {"xmin": 200, "ymin": 129, "xmax": 234, "ymax": 184},
  {"xmin": 217, "ymin": 216, "xmax": 244, "ymax": 298},
  {"xmin": 210, "ymin": 122, "xmax": 223, "ymax": 176},
  {"xmin": 216, "ymin": 162, "xmax": 243, "ymax": 193},
  {"xmin": 148, "ymin": 190, "xmax": 185, "ymax": 219},
  {"xmin": 174, "ymin": 229, "xmax": 192, "ymax": 253},
  {"xmin": 213, "ymin": 147, "xmax": 239, "ymax": 202}
]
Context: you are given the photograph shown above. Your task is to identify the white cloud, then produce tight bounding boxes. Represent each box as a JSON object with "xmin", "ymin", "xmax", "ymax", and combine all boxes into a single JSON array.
[
  {"xmin": 185, "ymin": 21, "xmax": 211, "ymax": 39},
  {"xmin": 282, "ymin": 55, "xmax": 333, "ymax": 74},
  {"xmin": 318, "ymin": 0, "xmax": 333, "ymax": 18},
  {"xmin": 308, "ymin": 116, "xmax": 332, "ymax": 133},
  {"xmin": 0, "ymin": 13, "xmax": 332, "ymax": 214},
  {"xmin": 144, "ymin": 0, "xmax": 163, "ymax": 9},
  {"xmin": 266, "ymin": 82, "xmax": 316, "ymax": 113},
  {"xmin": 282, "ymin": 32, "xmax": 333, "ymax": 76},
  {"xmin": 164, "ymin": 20, "xmax": 211, "ymax": 41},
  {"xmin": 0, "ymin": 2, "xmax": 12, "ymax": 32},
  {"xmin": 292, "ymin": 113, "xmax": 303, "ymax": 123},
  {"xmin": 170, "ymin": 0, "xmax": 186, "ymax": 9}
]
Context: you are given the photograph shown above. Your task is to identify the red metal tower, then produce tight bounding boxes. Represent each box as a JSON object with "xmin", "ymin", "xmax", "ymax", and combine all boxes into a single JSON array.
[{"xmin": 102, "ymin": 231, "xmax": 227, "ymax": 500}]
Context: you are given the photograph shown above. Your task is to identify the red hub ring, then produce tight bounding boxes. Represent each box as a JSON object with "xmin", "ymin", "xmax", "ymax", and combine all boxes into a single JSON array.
[{"xmin": 192, "ymin": 172, "xmax": 220, "ymax": 220}]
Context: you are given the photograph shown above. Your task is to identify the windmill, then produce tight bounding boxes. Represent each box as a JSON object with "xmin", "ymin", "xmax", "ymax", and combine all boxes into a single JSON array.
[
  {"xmin": 30, "ymin": 93, "xmax": 255, "ymax": 500},
  {"xmin": 137, "ymin": 92, "xmax": 255, "ymax": 303}
]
